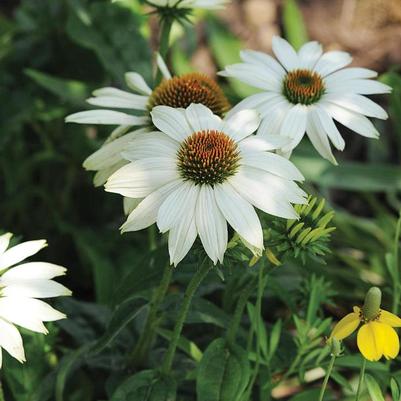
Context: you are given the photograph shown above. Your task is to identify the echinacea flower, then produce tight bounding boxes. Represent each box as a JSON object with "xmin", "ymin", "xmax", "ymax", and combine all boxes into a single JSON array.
[
  {"xmin": 0, "ymin": 233, "xmax": 71, "ymax": 367},
  {"xmin": 220, "ymin": 36, "xmax": 391, "ymax": 163},
  {"xmin": 331, "ymin": 287, "xmax": 401, "ymax": 361},
  {"xmin": 66, "ymin": 55, "xmax": 229, "ymax": 214},
  {"xmin": 105, "ymin": 103, "xmax": 306, "ymax": 266}
]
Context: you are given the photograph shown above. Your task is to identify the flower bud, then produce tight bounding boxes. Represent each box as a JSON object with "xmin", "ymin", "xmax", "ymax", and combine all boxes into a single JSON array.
[
  {"xmin": 329, "ymin": 337, "xmax": 342, "ymax": 357},
  {"xmin": 362, "ymin": 287, "xmax": 382, "ymax": 320}
]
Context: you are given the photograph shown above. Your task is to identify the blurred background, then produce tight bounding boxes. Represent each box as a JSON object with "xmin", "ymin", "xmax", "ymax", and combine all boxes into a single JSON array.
[{"xmin": 1, "ymin": 0, "xmax": 401, "ymax": 399}]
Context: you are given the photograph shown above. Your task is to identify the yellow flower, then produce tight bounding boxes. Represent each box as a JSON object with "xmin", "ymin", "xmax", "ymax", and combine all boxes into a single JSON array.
[{"xmin": 331, "ymin": 305, "xmax": 401, "ymax": 361}]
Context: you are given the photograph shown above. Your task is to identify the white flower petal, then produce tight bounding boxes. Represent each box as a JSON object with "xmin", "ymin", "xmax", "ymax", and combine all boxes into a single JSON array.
[
  {"xmin": 313, "ymin": 105, "xmax": 345, "ymax": 150},
  {"xmin": 313, "ymin": 51, "xmax": 352, "ymax": 76},
  {"xmin": 0, "ymin": 233, "xmax": 12, "ymax": 255},
  {"xmin": 272, "ymin": 36, "xmax": 299, "ymax": 71},
  {"xmin": 230, "ymin": 167, "xmax": 299, "ymax": 219},
  {"xmin": 0, "ymin": 240, "xmax": 47, "ymax": 272},
  {"xmin": 123, "ymin": 197, "xmax": 142, "ymax": 216},
  {"xmin": 0, "ymin": 319, "xmax": 25, "ymax": 363},
  {"xmin": 105, "ymin": 158, "xmax": 179, "ymax": 198},
  {"xmin": 214, "ymin": 183, "xmax": 263, "ymax": 251},
  {"xmin": 185, "ymin": 103, "xmax": 222, "ymax": 133},
  {"xmin": 279, "ymin": 104, "xmax": 308, "ymax": 150},
  {"xmin": 156, "ymin": 53, "xmax": 172, "ymax": 80},
  {"xmin": 2, "ymin": 262, "xmax": 66, "ymax": 280},
  {"xmin": 87, "ymin": 93, "xmax": 148, "ymax": 110},
  {"xmin": 226, "ymin": 93, "xmax": 281, "ymax": 118},
  {"xmin": 195, "ymin": 185, "xmax": 227, "ymax": 264},
  {"xmin": 121, "ymin": 180, "xmax": 182, "ymax": 232},
  {"xmin": 240, "ymin": 50, "xmax": 286, "ymax": 79},
  {"xmin": 125, "ymin": 72, "xmax": 152, "ymax": 95},
  {"xmin": 298, "ymin": 41, "xmax": 323, "ymax": 69},
  {"xmin": 239, "ymin": 135, "xmax": 291, "ymax": 152},
  {"xmin": 241, "ymin": 151, "xmax": 304, "ymax": 181},
  {"xmin": 322, "ymin": 101, "xmax": 380, "ymax": 139},
  {"xmin": 257, "ymin": 99, "xmax": 292, "ymax": 138},
  {"xmin": 306, "ymin": 111, "xmax": 337, "ymax": 164},
  {"xmin": 83, "ymin": 128, "xmax": 147, "ymax": 171},
  {"xmin": 1, "ymin": 279, "xmax": 72, "ymax": 298},
  {"xmin": 324, "ymin": 67, "xmax": 378, "ymax": 86},
  {"xmin": 93, "ymin": 161, "xmax": 127, "ymax": 187},
  {"xmin": 65, "ymin": 110, "xmax": 149, "ymax": 126},
  {"xmin": 151, "ymin": 106, "xmax": 192, "ymax": 141},
  {"xmin": 122, "ymin": 131, "xmax": 179, "ymax": 161},
  {"xmin": 157, "ymin": 182, "xmax": 200, "ymax": 233},
  {"xmin": 326, "ymin": 79, "xmax": 392, "ymax": 95},
  {"xmin": 222, "ymin": 109, "xmax": 260, "ymax": 142}
]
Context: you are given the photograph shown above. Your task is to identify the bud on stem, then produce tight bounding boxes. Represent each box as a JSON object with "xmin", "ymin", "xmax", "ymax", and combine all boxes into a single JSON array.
[{"xmin": 362, "ymin": 287, "xmax": 382, "ymax": 320}]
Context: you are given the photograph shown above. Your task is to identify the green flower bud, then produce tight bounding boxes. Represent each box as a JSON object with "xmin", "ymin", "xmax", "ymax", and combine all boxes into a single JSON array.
[
  {"xmin": 362, "ymin": 287, "xmax": 382, "ymax": 320},
  {"xmin": 329, "ymin": 337, "xmax": 342, "ymax": 357}
]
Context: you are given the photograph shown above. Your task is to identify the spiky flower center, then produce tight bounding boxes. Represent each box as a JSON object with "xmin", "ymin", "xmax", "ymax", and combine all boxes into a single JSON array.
[
  {"xmin": 177, "ymin": 130, "xmax": 240, "ymax": 185},
  {"xmin": 283, "ymin": 69, "xmax": 325, "ymax": 105},
  {"xmin": 148, "ymin": 73, "xmax": 230, "ymax": 117}
]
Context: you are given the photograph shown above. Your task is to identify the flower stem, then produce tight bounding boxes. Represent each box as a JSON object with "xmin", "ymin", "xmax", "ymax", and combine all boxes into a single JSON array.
[
  {"xmin": 161, "ymin": 257, "xmax": 212, "ymax": 374},
  {"xmin": 318, "ymin": 354, "xmax": 336, "ymax": 401},
  {"xmin": 128, "ymin": 262, "xmax": 173, "ymax": 367},
  {"xmin": 155, "ymin": 17, "xmax": 173, "ymax": 86},
  {"xmin": 355, "ymin": 358, "xmax": 367, "ymax": 401},
  {"xmin": 392, "ymin": 211, "xmax": 401, "ymax": 315},
  {"xmin": 0, "ymin": 380, "xmax": 5, "ymax": 401}
]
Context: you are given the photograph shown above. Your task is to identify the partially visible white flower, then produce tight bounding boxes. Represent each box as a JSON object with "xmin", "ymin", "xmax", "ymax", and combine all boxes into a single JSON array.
[
  {"xmin": 0, "ymin": 233, "xmax": 71, "ymax": 368},
  {"xmin": 146, "ymin": 0, "xmax": 228, "ymax": 10},
  {"xmin": 105, "ymin": 103, "xmax": 306, "ymax": 266},
  {"xmin": 220, "ymin": 36, "xmax": 391, "ymax": 163}
]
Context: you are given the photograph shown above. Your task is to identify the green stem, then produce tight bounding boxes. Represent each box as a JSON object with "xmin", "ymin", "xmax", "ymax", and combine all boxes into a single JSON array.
[
  {"xmin": 355, "ymin": 358, "xmax": 367, "ymax": 401},
  {"xmin": 0, "ymin": 380, "xmax": 5, "ymax": 401},
  {"xmin": 129, "ymin": 262, "xmax": 173, "ymax": 366},
  {"xmin": 226, "ymin": 278, "xmax": 257, "ymax": 344},
  {"xmin": 161, "ymin": 257, "xmax": 212, "ymax": 374},
  {"xmin": 392, "ymin": 211, "xmax": 401, "ymax": 314},
  {"xmin": 155, "ymin": 18, "xmax": 173, "ymax": 86},
  {"xmin": 318, "ymin": 355, "xmax": 336, "ymax": 401}
]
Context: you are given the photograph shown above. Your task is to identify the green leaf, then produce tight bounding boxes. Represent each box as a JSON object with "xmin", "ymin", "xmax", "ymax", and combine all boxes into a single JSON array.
[
  {"xmin": 196, "ymin": 338, "xmax": 250, "ymax": 401},
  {"xmin": 390, "ymin": 377, "xmax": 401, "ymax": 401},
  {"xmin": 268, "ymin": 319, "xmax": 282, "ymax": 360},
  {"xmin": 365, "ymin": 374, "xmax": 385, "ymax": 401},
  {"xmin": 282, "ymin": 0, "xmax": 308, "ymax": 50},
  {"xmin": 25, "ymin": 69, "xmax": 89, "ymax": 104},
  {"xmin": 91, "ymin": 296, "xmax": 148, "ymax": 354},
  {"xmin": 288, "ymin": 389, "xmax": 321, "ymax": 401},
  {"xmin": 111, "ymin": 370, "xmax": 176, "ymax": 401}
]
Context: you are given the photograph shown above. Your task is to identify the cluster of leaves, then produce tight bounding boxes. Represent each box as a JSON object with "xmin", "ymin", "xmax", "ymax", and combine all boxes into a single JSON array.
[{"xmin": 2, "ymin": 0, "xmax": 401, "ymax": 400}]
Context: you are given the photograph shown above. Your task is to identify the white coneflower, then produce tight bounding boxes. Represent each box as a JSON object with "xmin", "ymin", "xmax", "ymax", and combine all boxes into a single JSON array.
[
  {"xmin": 220, "ymin": 36, "xmax": 391, "ymax": 163},
  {"xmin": 105, "ymin": 103, "xmax": 306, "ymax": 266},
  {"xmin": 0, "ymin": 233, "xmax": 71, "ymax": 367},
  {"xmin": 66, "ymin": 56, "xmax": 229, "ymax": 213}
]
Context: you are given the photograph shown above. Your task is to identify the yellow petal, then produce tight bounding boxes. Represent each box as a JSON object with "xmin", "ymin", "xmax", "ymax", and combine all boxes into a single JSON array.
[
  {"xmin": 378, "ymin": 309, "xmax": 401, "ymax": 327},
  {"xmin": 381, "ymin": 324, "xmax": 400, "ymax": 359},
  {"xmin": 331, "ymin": 312, "xmax": 360, "ymax": 340},
  {"xmin": 357, "ymin": 322, "xmax": 384, "ymax": 361}
]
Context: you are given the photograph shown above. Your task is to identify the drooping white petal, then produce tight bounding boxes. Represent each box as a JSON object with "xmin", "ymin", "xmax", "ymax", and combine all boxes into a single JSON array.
[
  {"xmin": 156, "ymin": 53, "xmax": 172, "ymax": 80},
  {"xmin": 313, "ymin": 105, "xmax": 345, "ymax": 150},
  {"xmin": 121, "ymin": 180, "xmax": 182, "ymax": 232},
  {"xmin": 123, "ymin": 197, "xmax": 142, "ymax": 216},
  {"xmin": 151, "ymin": 106, "xmax": 192, "ymax": 141},
  {"xmin": 185, "ymin": 103, "xmax": 222, "ymax": 133},
  {"xmin": 326, "ymin": 79, "xmax": 392, "ymax": 95},
  {"xmin": 87, "ymin": 89, "xmax": 148, "ymax": 110},
  {"xmin": 83, "ymin": 128, "xmax": 147, "ymax": 171},
  {"xmin": 323, "ymin": 67, "xmax": 378, "ymax": 86},
  {"xmin": 322, "ymin": 101, "xmax": 380, "ymax": 138},
  {"xmin": 257, "ymin": 99, "xmax": 293, "ymax": 138},
  {"xmin": 195, "ymin": 185, "xmax": 227, "ymax": 264},
  {"xmin": 229, "ymin": 167, "xmax": 299, "ymax": 219},
  {"xmin": 65, "ymin": 110, "xmax": 149, "ymax": 126},
  {"xmin": 226, "ymin": 93, "xmax": 281, "ymax": 118},
  {"xmin": 122, "ymin": 131, "xmax": 179, "ymax": 161},
  {"xmin": 279, "ymin": 104, "xmax": 308, "ymax": 150},
  {"xmin": 0, "ymin": 240, "xmax": 47, "ymax": 272},
  {"xmin": 93, "ymin": 161, "xmax": 127, "ymax": 187},
  {"xmin": 298, "ymin": 41, "xmax": 323, "ymax": 69},
  {"xmin": 221, "ymin": 63, "xmax": 282, "ymax": 91},
  {"xmin": 240, "ymin": 50, "xmax": 286, "ymax": 79},
  {"xmin": 313, "ymin": 51, "xmax": 352, "ymax": 76},
  {"xmin": 1, "ymin": 279, "xmax": 72, "ymax": 298},
  {"xmin": 222, "ymin": 109, "xmax": 260, "ymax": 142},
  {"xmin": 0, "ymin": 233, "xmax": 12, "ymax": 255},
  {"xmin": 241, "ymin": 151, "xmax": 304, "ymax": 181},
  {"xmin": 105, "ymin": 158, "xmax": 179, "ymax": 198},
  {"xmin": 272, "ymin": 36, "xmax": 300, "ymax": 71},
  {"xmin": 0, "ymin": 319, "xmax": 25, "ymax": 363},
  {"xmin": 125, "ymin": 72, "xmax": 152, "ymax": 95},
  {"xmin": 2, "ymin": 262, "xmax": 66, "ymax": 280},
  {"xmin": 306, "ymin": 111, "xmax": 337, "ymax": 164},
  {"xmin": 157, "ymin": 182, "xmax": 200, "ymax": 233},
  {"xmin": 239, "ymin": 135, "xmax": 291, "ymax": 152},
  {"xmin": 214, "ymin": 183, "xmax": 263, "ymax": 251}
]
